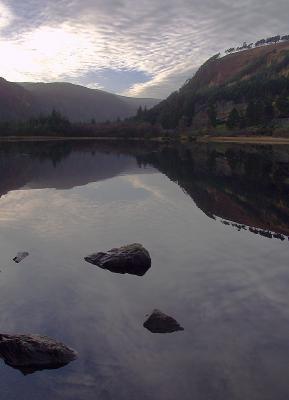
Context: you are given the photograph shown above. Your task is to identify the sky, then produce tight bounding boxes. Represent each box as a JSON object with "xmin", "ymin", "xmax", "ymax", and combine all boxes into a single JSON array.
[{"xmin": 0, "ymin": 0, "xmax": 289, "ymax": 98}]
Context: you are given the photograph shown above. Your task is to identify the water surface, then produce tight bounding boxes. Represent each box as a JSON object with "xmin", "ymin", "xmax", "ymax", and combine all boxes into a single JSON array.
[{"xmin": 0, "ymin": 140, "xmax": 289, "ymax": 400}]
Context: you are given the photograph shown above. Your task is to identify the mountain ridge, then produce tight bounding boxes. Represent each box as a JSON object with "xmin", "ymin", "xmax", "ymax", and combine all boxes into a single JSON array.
[
  {"xmin": 0, "ymin": 78, "xmax": 160, "ymax": 123},
  {"xmin": 142, "ymin": 40, "xmax": 289, "ymax": 133}
]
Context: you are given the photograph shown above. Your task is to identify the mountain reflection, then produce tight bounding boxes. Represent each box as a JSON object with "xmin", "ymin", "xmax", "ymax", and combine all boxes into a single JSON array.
[
  {"xmin": 137, "ymin": 142, "xmax": 289, "ymax": 241},
  {"xmin": 0, "ymin": 140, "xmax": 153, "ymax": 195},
  {"xmin": 0, "ymin": 140, "xmax": 289, "ymax": 241}
]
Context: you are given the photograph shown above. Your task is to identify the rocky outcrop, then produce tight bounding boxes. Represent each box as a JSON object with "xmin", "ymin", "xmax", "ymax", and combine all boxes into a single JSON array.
[
  {"xmin": 85, "ymin": 243, "xmax": 151, "ymax": 276},
  {"xmin": 0, "ymin": 334, "xmax": 77, "ymax": 375},
  {"xmin": 143, "ymin": 310, "xmax": 184, "ymax": 333}
]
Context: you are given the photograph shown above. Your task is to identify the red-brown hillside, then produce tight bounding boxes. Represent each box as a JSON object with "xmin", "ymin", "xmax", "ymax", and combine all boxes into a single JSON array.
[{"xmin": 190, "ymin": 41, "xmax": 289, "ymax": 91}]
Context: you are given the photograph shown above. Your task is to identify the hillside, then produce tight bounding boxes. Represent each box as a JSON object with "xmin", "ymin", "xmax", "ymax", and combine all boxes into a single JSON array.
[
  {"xmin": 189, "ymin": 41, "xmax": 289, "ymax": 90},
  {"xmin": 0, "ymin": 78, "xmax": 159, "ymax": 124},
  {"xmin": 19, "ymin": 82, "xmax": 159, "ymax": 123},
  {"xmin": 0, "ymin": 78, "xmax": 36, "ymax": 121},
  {"xmin": 143, "ymin": 41, "xmax": 289, "ymax": 133}
]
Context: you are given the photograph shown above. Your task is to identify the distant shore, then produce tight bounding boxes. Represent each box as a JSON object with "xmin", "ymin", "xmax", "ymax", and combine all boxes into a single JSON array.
[
  {"xmin": 0, "ymin": 136, "xmax": 122, "ymax": 142},
  {"xmin": 197, "ymin": 136, "xmax": 289, "ymax": 145},
  {"xmin": 1, "ymin": 135, "xmax": 289, "ymax": 145}
]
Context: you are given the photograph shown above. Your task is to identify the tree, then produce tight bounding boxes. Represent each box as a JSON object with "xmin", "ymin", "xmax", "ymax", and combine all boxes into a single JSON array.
[
  {"xmin": 264, "ymin": 100, "xmax": 275, "ymax": 122},
  {"xmin": 183, "ymin": 95, "xmax": 195, "ymax": 124},
  {"xmin": 226, "ymin": 108, "xmax": 240, "ymax": 129},
  {"xmin": 276, "ymin": 93, "xmax": 289, "ymax": 117},
  {"xmin": 137, "ymin": 106, "xmax": 143, "ymax": 119},
  {"xmin": 47, "ymin": 110, "xmax": 70, "ymax": 133},
  {"xmin": 245, "ymin": 101, "xmax": 264, "ymax": 126},
  {"xmin": 207, "ymin": 104, "xmax": 217, "ymax": 127},
  {"xmin": 266, "ymin": 35, "xmax": 280, "ymax": 44},
  {"xmin": 239, "ymin": 111, "xmax": 247, "ymax": 129},
  {"xmin": 255, "ymin": 39, "xmax": 266, "ymax": 47},
  {"xmin": 245, "ymin": 101, "xmax": 255, "ymax": 126}
]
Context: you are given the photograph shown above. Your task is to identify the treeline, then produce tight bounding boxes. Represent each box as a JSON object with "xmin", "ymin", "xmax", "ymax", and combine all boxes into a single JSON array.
[
  {"xmin": 0, "ymin": 110, "xmax": 71, "ymax": 136},
  {"xmin": 139, "ymin": 74, "xmax": 289, "ymax": 130},
  {"xmin": 220, "ymin": 92, "xmax": 289, "ymax": 129},
  {"xmin": 225, "ymin": 34, "xmax": 289, "ymax": 54},
  {"xmin": 0, "ymin": 109, "xmax": 162, "ymax": 138}
]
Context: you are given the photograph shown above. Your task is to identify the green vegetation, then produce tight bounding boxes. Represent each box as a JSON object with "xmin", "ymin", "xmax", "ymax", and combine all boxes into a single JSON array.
[
  {"xmin": 225, "ymin": 33, "xmax": 289, "ymax": 54},
  {"xmin": 226, "ymin": 108, "xmax": 240, "ymax": 129},
  {"xmin": 140, "ymin": 75, "xmax": 289, "ymax": 130},
  {"xmin": 0, "ymin": 110, "xmax": 71, "ymax": 136},
  {"xmin": 0, "ymin": 110, "xmax": 163, "ymax": 138},
  {"xmin": 136, "ymin": 42, "xmax": 289, "ymax": 136}
]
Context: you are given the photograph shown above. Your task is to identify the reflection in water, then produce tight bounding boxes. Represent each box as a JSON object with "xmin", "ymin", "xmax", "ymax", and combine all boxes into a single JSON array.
[
  {"xmin": 137, "ymin": 143, "xmax": 289, "ymax": 241},
  {"xmin": 2, "ymin": 358, "xmax": 74, "ymax": 376},
  {"xmin": 0, "ymin": 140, "xmax": 288, "ymax": 240},
  {"xmin": 0, "ymin": 140, "xmax": 289, "ymax": 399}
]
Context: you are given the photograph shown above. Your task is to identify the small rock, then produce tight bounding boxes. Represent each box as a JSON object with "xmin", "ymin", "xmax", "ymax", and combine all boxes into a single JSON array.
[
  {"xmin": 0, "ymin": 334, "xmax": 77, "ymax": 375},
  {"xmin": 143, "ymin": 310, "xmax": 184, "ymax": 333},
  {"xmin": 13, "ymin": 252, "xmax": 29, "ymax": 264},
  {"xmin": 85, "ymin": 243, "xmax": 151, "ymax": 276}
]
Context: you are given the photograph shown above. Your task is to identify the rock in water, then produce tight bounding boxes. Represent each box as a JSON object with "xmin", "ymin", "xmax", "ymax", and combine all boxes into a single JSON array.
[
  {"xmin": 13, "ymin": 252, "xmax": 29, "ymax": 263},
  {"xmin": 143, "ymin": 310, "xmax": 184, "ymax": 333},
  {"xmin": 85, "ymin": 243, "xmax": 151, "ymax": 276},
  {"xmin": 0, "ymin": 334, "xmax": 77, "ymax": 375}
]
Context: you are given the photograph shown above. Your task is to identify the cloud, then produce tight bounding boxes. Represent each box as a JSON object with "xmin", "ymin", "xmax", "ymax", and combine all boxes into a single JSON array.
[
  {"xmin": 0, "ymin": 1, "xmax": 13, "ymax": 29},
  {"xmin": 1, "ymin": 0, "xmax": 289, "ymax": 97}
]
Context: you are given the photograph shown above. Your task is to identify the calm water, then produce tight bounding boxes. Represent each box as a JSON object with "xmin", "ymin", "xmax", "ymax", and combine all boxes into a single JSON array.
[{"xmin": 0, "ymin": 140, "xmax": 289, "ymax": 399}]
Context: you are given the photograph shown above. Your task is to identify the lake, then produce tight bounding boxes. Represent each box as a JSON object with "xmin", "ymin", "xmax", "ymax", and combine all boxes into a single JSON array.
[{"xmin": 0, "ymin": 140, "xmax": 289, "ymax": 400}]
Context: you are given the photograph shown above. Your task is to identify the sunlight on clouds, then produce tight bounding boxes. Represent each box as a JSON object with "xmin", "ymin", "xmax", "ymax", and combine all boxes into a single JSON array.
[
  {"xmin": 125, "ymin": 175, "xmax": 167, "ymax": 202},
  {"xmin": 0, "ymin": 1, "xmax": 13, "ymax": 30},
  {"xmin": 0, "ymin": 0, "xmax": 220, "ymax": 95},
  {"xmin": 0, "ymin": 24, "xmax": 95, "ymax": 81},
  {"xmin": 1, "ymin": 0, "xmax": 289, "ymax": 97}
]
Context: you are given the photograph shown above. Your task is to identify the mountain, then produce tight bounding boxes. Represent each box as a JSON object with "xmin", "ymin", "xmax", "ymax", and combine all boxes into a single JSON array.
[
  {"xmin": 0, "ymin": 78, "xmax": 160, "ymax": 123},
  {"xmin": 143, "ymin": 41, "xmax": 289, "ymax": 132},
  {"xmin": 19, "ymin": 82, "xmax": 159, "ymax": 123},
  {"xmin": 0, "ymin": 78, "xmax": 35, "ymax": 121}
]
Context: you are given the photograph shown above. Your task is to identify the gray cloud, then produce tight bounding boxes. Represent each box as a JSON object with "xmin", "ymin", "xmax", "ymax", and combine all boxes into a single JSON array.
[{"xmin": 1, "ymin": 0, "xmax": 289, "ymax": 97}]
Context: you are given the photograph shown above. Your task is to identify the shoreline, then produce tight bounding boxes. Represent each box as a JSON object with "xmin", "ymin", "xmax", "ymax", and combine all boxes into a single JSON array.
[
  {"xmin": 0, "ymin": 135, "xmax": 289, "ymax": 145},
  {"xmin": 0, "ymin": 136, "xmax": 119, "ymax": 142},
  {"xmin": 197, "ymin": 136, "xmax": 289, "ymax": 145},
  {"xmin": 0, "ymin": 136, "xmax": 167, "ymax": 142}
]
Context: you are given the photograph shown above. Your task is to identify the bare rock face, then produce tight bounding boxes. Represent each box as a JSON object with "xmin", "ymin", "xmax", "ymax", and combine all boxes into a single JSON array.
[
  {"xmin": 143, "ymin": 310, "xmax": 184, "ymax": 333},
  {"xmin": 85, "ymin": 243, "xmax": 151, "ymax": 276},
  {"xmin": 0, "ymin": 334, "xmax": 77, "ymax": 375},
  {"xmin": 13, "ymin": 252, "xmax": 29, "ymax": 263}
]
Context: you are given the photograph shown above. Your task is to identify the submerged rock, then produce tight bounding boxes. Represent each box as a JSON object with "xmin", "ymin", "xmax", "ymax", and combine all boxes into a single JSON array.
[
  {"xmin": 0, "ymin": 334, "xmax": 77, "ymax": 375},
  {"xmin": 85, "ymin": 243, "xmax": 151, "ymax": 276},
  {"xmin": 143, "ymin": 310, "xmax": 184, "ymax": 333},
  {"xmin": 13, "ymin": 252, "xmax": 29, "ymax": 264}
]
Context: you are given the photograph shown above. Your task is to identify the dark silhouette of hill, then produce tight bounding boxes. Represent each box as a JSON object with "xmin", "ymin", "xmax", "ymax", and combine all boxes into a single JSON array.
[
  {"xmin": 19, "ymin": 82, "xmax": 159, "ymax": 122},
  {"xmin": 0, "ymin": 78, "xmax": 159, "ymax": 123},
  {"xmin": 0, "ymin": 78, "xmax": 36, "ymax": 121}
]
